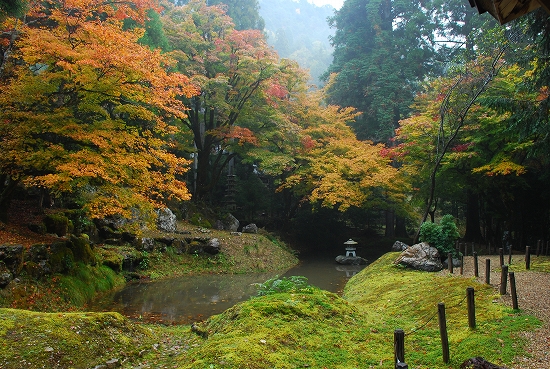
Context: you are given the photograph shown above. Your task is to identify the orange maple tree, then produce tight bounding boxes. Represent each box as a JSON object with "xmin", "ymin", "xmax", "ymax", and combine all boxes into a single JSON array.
[{"xmin": 0, "ymin": 0, "xmax": 198, "ymax": 221}]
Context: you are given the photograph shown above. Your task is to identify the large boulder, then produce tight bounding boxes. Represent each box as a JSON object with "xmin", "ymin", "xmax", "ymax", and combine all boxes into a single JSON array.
[
  {"xmin": 204, "ymin": 238, "xmax": 221, "ymax": 254},
  {"xmin": 391, "ymin": 240, "xmax": 409, "ymax": 252},
  {"xmin": 218, "ymin": 214, "xmax": 239, "ymax": 232},
  {"xmin": 156, "ymin": 208, "xmax": 177, "ymax": 233},
  {"xmin": 393, "ymin": 242, "xmax": 444, "ymax": 272},
  {"xmin": 242, "ymin": 223, "xmax": 258, "ymax": 234}
]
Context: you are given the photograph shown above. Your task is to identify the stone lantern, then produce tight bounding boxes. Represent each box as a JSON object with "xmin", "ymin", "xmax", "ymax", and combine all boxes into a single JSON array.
[{"xmin": 344, "ymin": 239, "xmax": 358, "ymax": 257}]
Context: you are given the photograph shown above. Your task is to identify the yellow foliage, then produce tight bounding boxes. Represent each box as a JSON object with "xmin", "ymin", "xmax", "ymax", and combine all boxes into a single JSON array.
[{"xmin": 0, "ymin": 0, "xmax": 198, "ymax": 219}]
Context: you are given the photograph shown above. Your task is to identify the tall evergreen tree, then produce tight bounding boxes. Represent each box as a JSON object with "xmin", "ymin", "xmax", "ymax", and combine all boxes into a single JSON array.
[
  {"xmin": 323, "ymin": 0, "xmax": 437, "ymax": 143},
  {"xmin": 175, "ymin": 0, "xmax": 264, "ymax": 30},
  {"xmin": 208, "ymin": 0, "xmax": 264, "ymax": 30}
]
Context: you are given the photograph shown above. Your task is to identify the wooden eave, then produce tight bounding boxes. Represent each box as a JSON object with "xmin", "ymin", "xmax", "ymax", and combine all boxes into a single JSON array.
[{"xmin": 468, "ymin": 0, "xmax": 550, "ymax": 24}]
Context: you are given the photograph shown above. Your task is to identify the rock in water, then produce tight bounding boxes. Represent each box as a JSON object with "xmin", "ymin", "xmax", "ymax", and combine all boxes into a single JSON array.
[{"xmin": 335, "ymin": 255, "xmax": 367, "ymax": 265}]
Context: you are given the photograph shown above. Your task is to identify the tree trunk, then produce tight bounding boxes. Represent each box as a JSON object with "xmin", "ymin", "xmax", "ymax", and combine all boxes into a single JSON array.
[
  {"xmin": 0, "ymin": 176, "xmax": 18, "ymax": 223},
  {"xmin": 395, "ymin": 215, "xmax": 408, "ymax": 238},
  {"xmin": 463, "ymin": 190, "xmax": 485, "ymax": 242},
  {"xmin": 385, "ymin": 209, "xmax": 395, "ymax": 237}
]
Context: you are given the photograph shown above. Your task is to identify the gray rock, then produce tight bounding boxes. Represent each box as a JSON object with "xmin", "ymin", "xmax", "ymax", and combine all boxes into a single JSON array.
[
  {"xmin": 242, "ymin": 223, "xmax": 258, "ymax": 234},
  {"xmin": 391, "ymin": 240, "xmax": 409, "ymax": 252},
  {"xmin": 335, "ymin": 255, "xmax": 367, "ymax": 265},
  {"xmin": 393, "ymin": 242, "xmax": 444, "ymax": 272},
  {"xmin": 220, "ymin": 214, "xmax": 239, "ymax": 232},
  {"xmin": 105, "ymin": 358, "xmax": 120, "ymax": 368},
  {"xmin": 156, "ymin": 208, "xmax": 176, "ymax": 233},
  {"xmin": 0, "ymin": 244, "xmax": 24, "ymax": 275},
  {"xmin": 204, "ymin": 238, "xmax": 221, "ymax": 255},
  {"xmin": 0, "ymin": 263, "xmax": 13, "ymax": 288},
  {"xmin": 443, "ymin": 257, "xmax": 462, "ymax": 267},
  {"xmin": 25, "ymin": 244, "xmax": 49, "ymax": 263},
  {"xmin": 460, "ymin": 357, "xmax": 508, "ymax": 369},
  {"xmin": 134, "ymin": 237, "xmax": 155, "ymax": 252}
]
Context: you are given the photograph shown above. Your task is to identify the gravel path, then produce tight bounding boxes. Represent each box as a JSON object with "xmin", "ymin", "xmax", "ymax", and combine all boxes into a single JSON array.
[{"xmin": 454, "ymin": 255, "xmax": 549, "ymax": 369}]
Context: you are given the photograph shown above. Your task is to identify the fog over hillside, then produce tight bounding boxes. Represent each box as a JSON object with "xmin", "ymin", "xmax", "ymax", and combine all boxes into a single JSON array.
[{"xmin": 258, "ymin": 0, "xmax": 335, "ymax": 86}]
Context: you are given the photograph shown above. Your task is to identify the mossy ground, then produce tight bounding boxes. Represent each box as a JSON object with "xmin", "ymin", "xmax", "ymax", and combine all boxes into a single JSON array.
[
  {"xmin": 0, "ymin": 309, "xmax": 160, "ymax": 369},
  {"xmin": 0, "ymin": 252, "xmax": 545, "ymax": 369}
]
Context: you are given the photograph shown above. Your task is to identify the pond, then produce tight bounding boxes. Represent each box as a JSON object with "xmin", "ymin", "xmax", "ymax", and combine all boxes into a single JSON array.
[{"xmin": 89, "ymin": 247, "xmax": 386, "ymax": 324}]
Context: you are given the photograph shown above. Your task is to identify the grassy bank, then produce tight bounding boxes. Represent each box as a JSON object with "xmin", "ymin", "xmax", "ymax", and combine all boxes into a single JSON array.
[
  {"xmin": 0, "ymin": 252, "xmax": 544, "ymax": 368},
  {"xmin": 143, "ymin": 228, "xmax": 299, "ymax": 279}
]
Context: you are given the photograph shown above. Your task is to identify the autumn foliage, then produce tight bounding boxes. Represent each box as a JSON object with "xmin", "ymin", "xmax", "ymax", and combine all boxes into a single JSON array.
[{"xmin": 0, "ymin": 0, "xmax": 198, "ymax": 219}]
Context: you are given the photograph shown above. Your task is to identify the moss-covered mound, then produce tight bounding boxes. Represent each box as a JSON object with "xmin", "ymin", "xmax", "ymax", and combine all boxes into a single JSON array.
[
  {"xmin": 0, "ymin": 309, "xmax": 153, "ymax": 369},
  {"xmin": 343, "ymin": 252, "xmax": 541, "ymax": 368},
  {"xmin": 175, "ymin": 253, "xmax": 541, "ymax": 369},
  {"xmin": 181, "ymin": 289, "xmax": 372, "ymax": 368},
  {"xmin": 0, "ymin": 253, "xmax": 542, "ymax": 369}
]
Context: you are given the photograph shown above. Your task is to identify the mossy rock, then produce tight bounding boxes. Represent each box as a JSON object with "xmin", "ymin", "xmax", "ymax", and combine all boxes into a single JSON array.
[
  {"xmin": 24, "ymin": 244, "xmax": 49, "ymax": 263},
  {"xmin": 97, "ymin": 247, "xmax": 124, "ymax": 272},
  {"xmin": 68, "ymin": 235, "xmax": 96, "ymax": 265},
  {"xmin": 49, "ymin": 242, "xmax": 75, "ymax": 273},
  {"xmin": 23, "ymin": 261, "xmax": 45, "ymax": 279},
  {"xmin": 44, "ymin": 213, "xmax": 73, "ymax": 237}
]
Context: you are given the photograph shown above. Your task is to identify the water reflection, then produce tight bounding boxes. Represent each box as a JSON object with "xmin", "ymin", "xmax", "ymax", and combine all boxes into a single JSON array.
[{"xmin": 89, "ymin": 253, "xmax": 378, "ymax": 324}]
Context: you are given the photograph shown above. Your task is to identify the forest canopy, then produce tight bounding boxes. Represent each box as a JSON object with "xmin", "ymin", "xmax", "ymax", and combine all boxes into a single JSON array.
[{"xmin": 1, "ymin": 0, "xmax": 549, "ymax": 248}]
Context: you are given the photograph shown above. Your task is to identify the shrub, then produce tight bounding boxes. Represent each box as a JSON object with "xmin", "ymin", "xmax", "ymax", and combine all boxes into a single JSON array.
[
  {"xmin": 255, "ymin": 275, "xmax": 315, "ymax": 296},
  {"xmin": 419, "ymin": 214, "xmax": 460, "ymax": 256}
]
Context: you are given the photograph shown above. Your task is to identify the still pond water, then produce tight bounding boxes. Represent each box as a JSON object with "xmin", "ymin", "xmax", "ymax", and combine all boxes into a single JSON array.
[{"xmin": 89, "ymin": 247, "xmax": 386, "ymax": 324}]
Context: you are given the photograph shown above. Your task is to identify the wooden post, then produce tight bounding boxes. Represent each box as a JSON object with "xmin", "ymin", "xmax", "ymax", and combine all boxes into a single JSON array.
[
  {"xmin": 394, "ymin": 329, "xmax": 405, "ymax": 368},
  {"xmin": 509, "ymin": 272, "xmax": 519, "ymax": 310},
  {"xmin": 448, "ymin": 253, "xmax": 453, "ymax": 273},
  {"xmin": 438, "ymin": 303, "xmax": 450, "ymax": 364},
  {"xmin": 460, "ymin": 255, "xmax": 464, "ymax": 275},
  {"xmin": 499, "ymin": 248, "xmax": 504, "ymax": 269},
  {"xmin": 473, "ymin": 252, "xmax": 479, "ymax": 278},
  {"xmin": 500, "ymin": 265, "xmax": 508, "ymax": 295},
  {"xmin": 525, "ymin": 246, "xmax": 531, "ymax": 270},
  {"xmin": 467, "ymin": 287, "xmax": 476, "ymax": 329},
  {"xmin": 485, "ymin": 258, "xmax": 491, "ymax": 285}
]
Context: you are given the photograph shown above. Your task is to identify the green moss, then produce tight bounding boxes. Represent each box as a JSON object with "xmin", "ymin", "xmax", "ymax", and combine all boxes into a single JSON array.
[
  {"xmin": 48, "ymin": 244, "xmax": 75, "ymax": 273},
  {"xmin": 184, "ymin": 289, "xmax": 368, "ymax": 368},
  {"xmin": 0, "ymin": 309, "xmax": 154, "ymax": 369},
  {"xmin": 68, "ymin": 235, "xmax": 96, "ymax": 265},
  {"xmin": 0, "ymin": 252, "xmax": 544, "ymax": 369},
  {"xmin": 57, "ymin": 264, "xmax": 125, "ymax": 306},
  {"xmin": 96, "ymin": 247, "xmax": 124, "ymax": 272},
  {"xmin": 43, "ymin": 213, "xmax": 72, "ymax": 237},
  {"xmin": 173, "ymin": 253, "xmax": 541, "ymax": 369}
]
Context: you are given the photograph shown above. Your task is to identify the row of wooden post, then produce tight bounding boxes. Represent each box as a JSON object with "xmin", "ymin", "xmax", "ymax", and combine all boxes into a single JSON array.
[
  {"xmin": 398, "ymin": 243, "xmax": 533, "ymax": 368},
  {"xmin": 394, "ymin": 287, "xmax": 477, "ymax": 368},
  {"xmin": 456, "ymin": 240, "xmax": 549, "ymax": 258}
]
